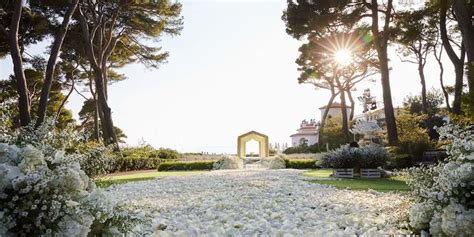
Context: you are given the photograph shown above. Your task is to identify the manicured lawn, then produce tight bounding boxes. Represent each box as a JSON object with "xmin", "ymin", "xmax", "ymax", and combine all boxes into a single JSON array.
[
  {"xmin": 303, "ymin": 169, "xmax": 410, "ymax": 192},
  {"xmin": 96, "ymin": 171, "xmax": 209, "ymax": 188}
]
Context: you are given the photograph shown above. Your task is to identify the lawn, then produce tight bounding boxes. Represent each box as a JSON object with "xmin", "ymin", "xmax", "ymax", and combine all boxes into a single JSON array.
[
  {"xmin": 96, "ymin": 171, "xmax": 209, "ymax": 188},
  {"xmin": 303, "ymin": 169, "xmax": 410, "ymax": 192}
]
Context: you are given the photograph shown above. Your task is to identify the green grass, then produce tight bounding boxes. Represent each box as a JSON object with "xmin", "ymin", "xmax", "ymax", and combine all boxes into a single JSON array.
[
  {"xmin": 303, "ymin": 169, "xmax": 410, "ymax": 192},
  {"xmin": 96, "ymin": 171, "xmax": 209, "ymax": 188}
]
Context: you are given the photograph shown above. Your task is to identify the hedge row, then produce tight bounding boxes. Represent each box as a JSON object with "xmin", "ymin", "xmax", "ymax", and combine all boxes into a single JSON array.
[
  {"xmin": 284, "ymin": 159, "xmax": 319, "ymax": 169},
  {"xmin": 158, "ymin": 161, "xmax": 215, "ymax": 171},
  {"xmin": 111, "ymin": 157, "xmax": 162, "ymax": 172}
]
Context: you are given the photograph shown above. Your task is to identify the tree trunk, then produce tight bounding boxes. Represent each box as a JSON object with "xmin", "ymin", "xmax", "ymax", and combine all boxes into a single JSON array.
[
  {"xmin": 9, "ymin": 0, "xmax": 31, "ymax": 126},
  {"xmin": 371, "ymin": 0, "xmax": 398, "ymax": 145},
  {"xmin": 440, "ymin": 0, "xmax": 464, "ymax": 115},
  {"xmin": 35, "ymin": 0, "xmax": 79, "ymax": 128},
  {"xmin": 434, "ymin": 45, "xmax": 451, "ymax": 112},
  {"xmin": 418, "ymin": 57, "xmax": 428, "ymax": 114},
  {"xmin": 88, "ymin": 76, "xmax": 100, "ymax": 142},
  {"xmin": 336, "ymin": 78, "xmax": 350, "ymax": 143},
  {"xmin": 346, "ymin": 88, "xmax": 355, "ymax": 120},
  {"xmin": 452, "ymin": 0, "xmax": 474, "ymax": 99},
  {"xmin": 55, "ymin": 78, "xmax": 75, "ymax": 123},
  {"xmin": 320, "ymin": 90, "xmax": 338, "ymax": 129},
  {"xmin": 78, "ymin": 7, "xmax": 119, "ymax": 148}
]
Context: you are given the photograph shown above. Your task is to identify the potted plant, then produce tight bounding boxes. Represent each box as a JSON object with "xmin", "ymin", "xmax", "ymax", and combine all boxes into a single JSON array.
[
  {"xmin": 320, "ymin": 146, "xmax": 360, "ymax": 178},
  {"xmin": 359, "ymin": 145, "xmax": 389, "ymax": 178}
]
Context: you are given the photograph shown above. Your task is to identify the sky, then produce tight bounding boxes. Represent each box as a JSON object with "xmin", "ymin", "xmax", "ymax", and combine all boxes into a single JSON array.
[{"xmin": 0, "ymin": 0, "xmax": 456, "ymax": 153}]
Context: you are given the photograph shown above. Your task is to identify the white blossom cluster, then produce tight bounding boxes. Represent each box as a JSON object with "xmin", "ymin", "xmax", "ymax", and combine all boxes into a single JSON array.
[
  {"xmin": 407, "ymin": 124, "xmax": 474, "ymax": 235},
  {"xmin": 0, "ymin": 143, "xmax": 150, "ymax": 236},
  {"xmin": 106, "ymin": 169, "xmax": 412, "ymax": 236},
  {"xmin": 213, "ymin": 155, "xmax": 244, "ymax": 169},
  {"xmin": 260, "ymin": 154, "xmax": 287, "ymax": 169}
]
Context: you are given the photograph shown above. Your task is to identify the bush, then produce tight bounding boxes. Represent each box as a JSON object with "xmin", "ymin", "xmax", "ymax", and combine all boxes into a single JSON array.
[
  {"xmin": 394, "ymin": 113, "xmax": 434, "ymax": 158},
  {"xmin": 358, "ymin": 145, "xmax": 389, "ymax": 168},
  {"xmin": 112, "ymin": 157, "xmax": 161, "ymax": 172},
  {"xmin": 283, "ymin": 143, "xmax": 322, "ymax": 154},
  {"xmin": 213, "ymin": 156, "xmax": 244, "ymax": 170},
  {"xmin": 385, "ymin": 154, "xmax": 413, "ymax": 170},
  {"xmin": 121, "ymin": 146, "xmax": 180, "ymax": 160},
  {"xmin": 285, "ymin": 159, "xmax": 319, "ymax": 169},
  {"xmin": 158, "ymin": 160, "xmax": 215, "ymax": 171},
  {"xmin": 320, "ymin": 146, "xmax": 360, "ymax": 168}
]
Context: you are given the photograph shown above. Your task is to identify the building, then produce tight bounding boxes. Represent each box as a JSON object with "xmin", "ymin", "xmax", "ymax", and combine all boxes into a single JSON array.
[
  {"xmin": 290, "ymin": 119, "xmax": 319, "ymax": 147},
  {"xmin": 318, "ymin": 102, "xmax": 352, "ymax": 122}
]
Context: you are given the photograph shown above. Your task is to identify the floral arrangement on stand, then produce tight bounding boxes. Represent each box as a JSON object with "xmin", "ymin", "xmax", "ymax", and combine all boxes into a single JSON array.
[{"xmin": 407, "ymin": 124, "xmax": 474, "ymax": 236}]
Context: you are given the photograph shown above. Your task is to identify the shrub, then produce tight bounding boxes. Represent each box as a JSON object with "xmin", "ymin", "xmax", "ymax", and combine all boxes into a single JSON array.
[
  {"xmin": 261, "ymin": 154, "xmax": 286, "ymax": 169},
  {"xmin": 112, "ymin": 157, "xmax": 161, "ymax": 172},
  {"xmin": 407, "ymin": 123, "xmax": 474, "ymax": 236},
  {"xmin": 75, "ymin": 142, "xmax": 116, "ymax": 178},
  {"xmin": 213, "ymin": 156, "xmax": 244, "ymax": 170},
  {"xmin": 121, "ymin": 146, "xmax": 180, "ymax": 160},
  {"xmin": 319, "ymin": 117, "xmax": 347, "ymax": 150},
  {"xmin": 158, "ymin": 160, "xmax": 215, "ymax": 171},
  {"xmin": 320, "ymin": 146, "xmax": 360, "ymax": 169},
  {"xmin": 285, "ymin": 159, "xmax": 319, "ymax": 169},
  {"xmin": 385, "ymin": 154, "xmax": 413, "ymax": 170},
  {"xmin": 283, "ymin": 143, "xmax": 322, "ymax": 154},
  {"xmin": 394, "ymin": 113, "xmax": 434, "ymax": 158},
  {"xmin": 358, "ymin": 145, "xmax": 389, "ymax": 168}
]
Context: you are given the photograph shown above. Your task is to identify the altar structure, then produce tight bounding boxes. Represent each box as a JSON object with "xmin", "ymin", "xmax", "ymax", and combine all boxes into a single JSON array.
[{"xmin": 237, "ymin": 131, "xmax": 269, "ymax": 158}]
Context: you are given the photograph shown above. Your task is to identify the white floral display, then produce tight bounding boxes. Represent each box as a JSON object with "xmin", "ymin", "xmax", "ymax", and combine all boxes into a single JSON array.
[
  {"xmin": 0, "ymin": 143, "xmax": 151, "ymax": 236},
  {"xmin": 106, "ymin": 169, "xmax": 412, "ymax": 236},
  {"xmin": 260, "ymin": 154, "xmax": 286, "ymax": 169},
  {"xmin": 213, "ymin": 155, "xmax": 244, "ymax": 170},
  {"xmin": 407, "ymin": 124, "xmax": 474, "ymax": 236}
]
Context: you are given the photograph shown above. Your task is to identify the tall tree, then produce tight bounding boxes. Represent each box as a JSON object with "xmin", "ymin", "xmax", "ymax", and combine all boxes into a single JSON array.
[
  {"xmin": 295, "ymin": 30, "xmax": 376, "ymax": 142},
  {"xmin": 35, "ymin": 0, "xmax": 80, "ymax": 127},
  {"xmin": 394, "ymin": 8, "xmax": 438, "ymax": 114},
  {"xmin": 77, "ymin": 0, "xmax": 183, "ymax": 147},
  {"xmin": 1, "ymin": 1, "xmax": 31, "ymax": 126},
  {"xmin": 283, "ymin": 0, "xmax": 399, "ymax": 145},
  {"xmin": 438, "ymin": 0, "xmax": 466, "ymax": 114}
]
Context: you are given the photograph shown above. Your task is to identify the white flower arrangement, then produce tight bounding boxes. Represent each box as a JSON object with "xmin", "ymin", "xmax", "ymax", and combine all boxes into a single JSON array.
[
  {"xmin": 260, "ymin": 154, "xmax": 287, "ymax": 169},
  {"xmin": 0, "ymin": 143, "xmax": 150, "ymax": 236},
  {"xmin": 213, "ymin": 155, "xmax": 244, "ymax": 170},
  {"xmin": 407, "ymin": 123, "xmax": 474, "ymax": 236}
]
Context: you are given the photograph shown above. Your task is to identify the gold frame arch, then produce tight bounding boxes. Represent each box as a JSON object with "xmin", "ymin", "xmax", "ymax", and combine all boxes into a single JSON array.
[{"xmin": 237, "ymin": 131, "xmax": 269, "ymax": 158}]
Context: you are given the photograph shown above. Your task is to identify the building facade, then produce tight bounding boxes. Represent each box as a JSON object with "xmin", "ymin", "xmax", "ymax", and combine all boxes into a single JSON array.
[{"xmin": 290, "ymin": 119, "xmax": 319, "ymax": 147}]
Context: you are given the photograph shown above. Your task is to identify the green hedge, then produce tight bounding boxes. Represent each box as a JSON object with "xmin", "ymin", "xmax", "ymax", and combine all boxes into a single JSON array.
[
  {"xmin": 284, "ymin": 159, "xmax": 319, "ymax": 169},
  {"xmin": 111, "ymin": 157, "xmax": 162, "ymax": 172},
  {"xmin": 385, "ymin": 154, "xmax": 413, "ymax": 170},
  {"xmin": 158, "ymin": 161, "xmax": 215, "ymax": 171}
]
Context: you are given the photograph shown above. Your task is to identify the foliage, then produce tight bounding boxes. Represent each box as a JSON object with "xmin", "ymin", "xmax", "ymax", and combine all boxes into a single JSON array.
[
  {"xmin": 358, "ymin": 145, "xmax": 390, "ymax": 168},
  {"xmin": 385, "ymin": 154, "xmax": 414, "ymax": 170},
  {"xmin": 158, "ymin": 161, "xmax": 215, "ymax": 171},
  {"xmin": 319, "ymin": 117, "xmax": 347, "ymax": 150},
  {"xmin": 212, "ymin": 156, "xmax": 244, "ymax": 170},
  {"xmin": 283, "ymin": 143, "xmax": 322, "ymax": 154},
  {"xmin": 0, "ymin": 143, "xmax": 150, "ymax": 236},
  {"xmin": 403, "ymin": 90, "xmax": 444, "ymax": 116},
  {"xmin": 394, "ymin": 113, "xmax": 434, "ymax": 158},
  {"xmin": 111, "ymin": 157, "xmax": 161, "ymax": 173},
  {"xmin": 320, "ymin": 146, "xmax": 360, "ymax": 169},
  {"xmin": 285, "ymin": 159, "xmax": 319, "ymax": 169},
  {"xmin": 121, "ymin": 145, "xmax": 180, "ymax": 160},
  {"xmin": 320, "ymin": 144, "xmax": 388, "ymax": 169},
  {"xmin": 407, "ymin": 123, "xmax": 474, "ymax": 235}
]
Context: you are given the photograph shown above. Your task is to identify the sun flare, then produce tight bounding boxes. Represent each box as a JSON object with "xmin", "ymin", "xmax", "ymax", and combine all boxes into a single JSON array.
[{"xmin": 334, "ymin": 49, "xmax": 352, "ymax": 66}]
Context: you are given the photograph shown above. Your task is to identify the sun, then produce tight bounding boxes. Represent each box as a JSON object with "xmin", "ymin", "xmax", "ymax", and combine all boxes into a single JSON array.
[{"xmin": 334, "ymin": 49, "xmax": 352, "ymax": 66}]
